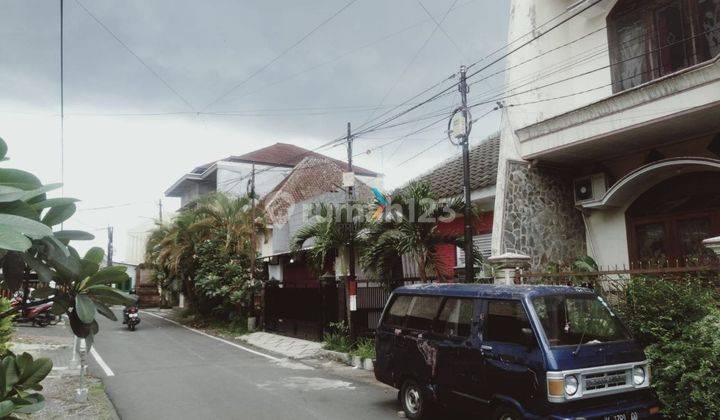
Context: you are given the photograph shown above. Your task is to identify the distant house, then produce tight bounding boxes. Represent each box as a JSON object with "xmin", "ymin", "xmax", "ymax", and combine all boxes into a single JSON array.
[
  {"xmin": 165, "ymin": 142, "xmax": 380, "ymax": 207},
  {"xmin": 100, "ymin": 258, "xmax": 137, "ymax": 292},
  {"xmin": 258, "ymin": 155, "xmax": 377, "ymax": 287},
  {"xmin": 164, "ymin": 142, "xmax": 381, "ymax": 287},
  {"xmin": 402, "ymin": 133, "xmax": 499, "ymax": 279}
]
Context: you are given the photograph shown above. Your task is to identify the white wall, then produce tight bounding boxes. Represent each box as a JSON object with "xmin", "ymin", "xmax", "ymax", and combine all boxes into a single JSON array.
[
  {"xmin": 216, "ymin": 161, "xmax": 290, "ymax": 198},
  {"xmin": 502, "ymin": 1, "xmax": 615, "ymax": 127},
  {"xmin": 584, "ymin": 206, "xmax": 630, "ymax": 268}
]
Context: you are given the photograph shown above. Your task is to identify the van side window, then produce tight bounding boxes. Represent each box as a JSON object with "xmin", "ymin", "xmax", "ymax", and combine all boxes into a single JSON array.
[
  {"xmin": 485, "ymin": 300, "xmax": 532, "ymax": 346},
  {"xmin": 385, "ymin": 295, "xmax": 412, "ymax": 327},
  {"xmin": 435, "ymin": 298, "xmax": 474, "ymax": 338},
  {"xmin": 405, "ymin": 296, "xmax": 443, "ymax": 330}
]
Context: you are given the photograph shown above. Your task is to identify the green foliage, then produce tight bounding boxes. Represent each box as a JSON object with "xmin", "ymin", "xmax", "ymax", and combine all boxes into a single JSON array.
[
  {"xmin": 361, "ymin": 181, "xmax": 467, "ymax": 282},
  {"xmin": 645, "ymin": 312, "xmax": 720, "ymax": 419},
  {"xmin": 323, "ymin": 321, "xmax": 351, "ymax": 353},
  {"xmin": 0, "ymin": 351, "xmax": 53, "ymax": 417},
  {"xmin": 291, "ymin": 202, "xmax": 369, "ymax": 274},
  {"xmin": 0, "ymin": 300, "xmax": 13, "ymax": 357},
  {"xmin": 621, "ymin": 277, "xmax": 720, "ymax": 418},
  {"xmin": 193, "ymin": 237, "xmax": 259, "ymax": 317},
  {"xmin": 144, "ymin": 192, "xmax": 262, "ymax": 319},
  {"xmin": 0, "ymin": 138, "xmax": 133, "ymax": 345},
  {"xmin": 352, "ymin": 337, "xmax": 375, "ymax": 360},
  {"xmin": 622, "ymin": 276, "xmax": 717, "ymax": 347}
]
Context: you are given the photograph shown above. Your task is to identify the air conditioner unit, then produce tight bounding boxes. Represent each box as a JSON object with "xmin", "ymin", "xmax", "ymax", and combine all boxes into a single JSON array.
[{"xmin": 573, "ymin": 173, "xmax": 608, "ymax": 204}]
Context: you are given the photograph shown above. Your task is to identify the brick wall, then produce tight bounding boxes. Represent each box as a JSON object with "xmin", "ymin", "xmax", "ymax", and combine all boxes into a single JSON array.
[{"xmin": 434, "ymin": 212, "xmax": 494, "ymax": 277}]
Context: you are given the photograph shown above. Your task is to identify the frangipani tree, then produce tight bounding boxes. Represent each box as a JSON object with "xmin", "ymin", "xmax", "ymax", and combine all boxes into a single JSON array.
[
  {"xmin": 0, "ymin": 137, "xmax": 134, "ymax": 417},
  {"xmin": 0, "ymin": 137, "xmax": 133, "ymax": 339}
]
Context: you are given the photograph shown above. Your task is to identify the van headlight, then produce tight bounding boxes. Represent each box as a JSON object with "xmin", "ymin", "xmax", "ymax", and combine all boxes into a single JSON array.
[
  {"xmin": 564, "ymin": 375, "xmax": 579, "ymax": 395},
  {"xmin": 632, "ymin": 366, "xmax": 645, "ymax": 385}
]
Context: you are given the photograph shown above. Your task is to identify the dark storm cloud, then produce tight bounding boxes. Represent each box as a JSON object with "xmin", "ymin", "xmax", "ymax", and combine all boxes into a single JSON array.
[{"xmin": 1, "ymin": 0, "xmax": 508, "ymax": 139}]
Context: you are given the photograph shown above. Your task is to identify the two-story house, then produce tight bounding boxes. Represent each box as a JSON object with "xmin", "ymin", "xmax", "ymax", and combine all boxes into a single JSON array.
[
  {"xmin": 492, "ymin": 0, "xmax": 720, "ymax": 269},
  {"xmin": 165, "ymin": 142, "xmax": 379, "ymax": 207}
]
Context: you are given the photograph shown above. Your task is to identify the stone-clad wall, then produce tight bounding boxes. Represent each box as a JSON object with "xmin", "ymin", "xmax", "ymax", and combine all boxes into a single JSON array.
[{"xmin": 501, "ymin": 161, "xmax": 586, "ymax": 269}]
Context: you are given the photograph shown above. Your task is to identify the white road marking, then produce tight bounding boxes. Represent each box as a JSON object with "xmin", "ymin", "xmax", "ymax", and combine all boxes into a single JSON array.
[
  {"xmin": 141, "ymin": 310, "xmax": 281, "ymax": 361},
  {"xmin": 90, "ymin": 347, "xmax": 115, "ymax": 377}
]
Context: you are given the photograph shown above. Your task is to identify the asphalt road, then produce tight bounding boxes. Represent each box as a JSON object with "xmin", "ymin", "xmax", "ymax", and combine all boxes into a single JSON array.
[{"xmin": 88, "ymin": 310, "xmax": 403, "ymax": 420}]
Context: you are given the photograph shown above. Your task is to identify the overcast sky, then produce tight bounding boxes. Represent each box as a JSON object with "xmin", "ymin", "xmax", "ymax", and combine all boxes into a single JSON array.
[{"xmin": 0, "ymin": 0, "xmax": 508, "ymax": 261}]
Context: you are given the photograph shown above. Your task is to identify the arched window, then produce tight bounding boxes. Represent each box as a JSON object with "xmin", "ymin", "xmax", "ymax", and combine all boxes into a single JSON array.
[
  {"xmin": 608, "ymin": 0, "xmax": 720, "ymax": 92},
  {"xmin": 626, "ymin": 172, "xmax": 720, "ymax": 264}
]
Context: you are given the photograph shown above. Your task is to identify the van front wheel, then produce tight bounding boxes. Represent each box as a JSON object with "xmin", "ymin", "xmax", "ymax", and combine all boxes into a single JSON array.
[
  {"xmin": 491, "ymin": 404, "xmax": 522, "ymax": 420},
  {"xmin": 400, "ymin": 380, "xmax": 429, "ymax": 419}
]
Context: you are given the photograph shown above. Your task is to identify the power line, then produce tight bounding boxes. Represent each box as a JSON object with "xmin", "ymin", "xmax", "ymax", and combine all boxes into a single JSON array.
[
  {"xmin": 465, "ymin": 0, "xmax": 604, "ymax": 81},
  {"xmin": 202, "ymin": 0, "xmax": 359, "ymax": 111},
  {"xmin": 219, "ymin": 0, "xmax": 479, "ymax": 103},
  {"xmin": 467, "ymin": 26, "xmax": 720, "ymax": 109},
  {"xmin": 74, "ymin": 0, "xmax": 196, "ymax": 112},
  {"xmin": 394, "ymin": 106, "xmax": 498, "ymax": 166},
  {"xmin": 466, "ymin": 25, "xmax": 608, "ymax": 90},
  {"xmin": 352, "ymin": 0, "xmax": 603, "ymax": 139},
  {"xmin": 358, "ymin": 0, "xmax": 461, "ymax": 129},
  {"xmin": 414, "ymin": 0, "xmax": 467, "ymax": 61}
]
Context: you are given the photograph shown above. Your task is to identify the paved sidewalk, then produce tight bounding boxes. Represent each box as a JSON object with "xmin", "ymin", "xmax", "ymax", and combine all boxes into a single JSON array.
[
  {"xmin": 238, "ymin": 332, "xmax": 324, "ymax": 359},
  {"xmin": 143, "ymin": 308, "xmax": 328, "ymax": 360},
  {"xmin": 12, "ymin": 322, "xmax": 119, "ymax": 419}
]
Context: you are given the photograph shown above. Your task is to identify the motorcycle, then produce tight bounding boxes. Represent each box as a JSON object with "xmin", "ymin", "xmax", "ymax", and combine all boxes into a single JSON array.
[
  {"xmin": 10, "ymin": 293, "xmax": 58, "ymax": 327},
  {"xmin": 123, "ymin": 305, "xmax": 140, "ymax": 331}
]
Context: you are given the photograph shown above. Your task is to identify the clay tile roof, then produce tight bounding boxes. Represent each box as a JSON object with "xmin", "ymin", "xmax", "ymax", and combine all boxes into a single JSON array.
[
  {"xmin": 262, "ymin": 155, "xmax": 373, "ymax": 224},
  {"xmin": 227, "ymin": 143, "xmax": 378, "ymax": 176},
  {"xmin": 408, "ymin": 133, "xmax": 500, "ymax": 198}
]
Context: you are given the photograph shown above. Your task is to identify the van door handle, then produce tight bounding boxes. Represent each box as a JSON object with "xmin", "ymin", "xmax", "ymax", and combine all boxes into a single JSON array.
[{"xmin": 480, "ymin": 345, "xmax": 493, "ymax": 352}]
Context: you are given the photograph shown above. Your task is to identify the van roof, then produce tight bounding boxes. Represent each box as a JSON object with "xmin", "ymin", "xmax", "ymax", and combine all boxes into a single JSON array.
[{"xmin": 393, "ymin": 283, "xmax": 595, "ymax": 300}]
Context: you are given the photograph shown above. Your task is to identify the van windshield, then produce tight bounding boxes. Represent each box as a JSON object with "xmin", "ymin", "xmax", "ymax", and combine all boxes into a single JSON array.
[{"xmin": 530, "ymin": 294, "xmax": 631, "ymax": 347}]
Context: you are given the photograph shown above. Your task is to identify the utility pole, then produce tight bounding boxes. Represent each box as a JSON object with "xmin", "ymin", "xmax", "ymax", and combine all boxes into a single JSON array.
[
  {"xmin": 59, "ymin": 0, "xmax": 65, "ymax": 230},
  {"xmin": 459, "ymin": 66, "xmax": 474, "ymax": 282},
  {"xmin": 345, "ymin": 122, "xmax": 356, "ymax": 341},
  {"xmin": 249, "ymin": 164, "xmax": 256, "ymax": 282},
  {"xmin": 158, "ymin": 199, "xmax": 163, "ymax": 223},
  {"xmin": 107, "ymin": 227, "xmax": 114, "ymax": 267}
]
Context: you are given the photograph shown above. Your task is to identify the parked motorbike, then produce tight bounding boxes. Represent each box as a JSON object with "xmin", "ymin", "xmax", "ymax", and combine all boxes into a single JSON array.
[
  {"xmin": 10, "ymin": 293, "xmax": 58, "ymax": 327},
  {"xmin": 123, "ymin": 305, "xmax": 140, "ymax": 331}
]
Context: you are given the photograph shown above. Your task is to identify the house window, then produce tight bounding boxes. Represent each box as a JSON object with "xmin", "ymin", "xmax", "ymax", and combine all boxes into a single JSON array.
[
  {"xmin": 626, "ymin": 172, "xmax": 720, "ymax": 265},
  {"xmin": 608, "ymin": 0, "xmax": 720, "ymax": 92},
  {"xmin": 455, "ymin": 234, "xmax": 492, "ymax": 267}
]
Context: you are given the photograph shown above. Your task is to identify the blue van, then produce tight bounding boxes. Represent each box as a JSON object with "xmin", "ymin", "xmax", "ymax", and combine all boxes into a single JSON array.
[{"xmin": 374, "ymin": 284, "xmax": 660, "ymax": 420}]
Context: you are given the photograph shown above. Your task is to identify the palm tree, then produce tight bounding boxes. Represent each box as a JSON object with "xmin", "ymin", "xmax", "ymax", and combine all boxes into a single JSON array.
[
  {"xmin": 361, "ymin": 182, "xmax": 467, "ymax": 283},
  {"xmin": 154, "ymin": 210, "xmax": 201, "ymax": 304},
  {"xmin": 291, "ymin": 202, "xmax": 367, "ymax": 274},
  {"xmin": 144, "ymin": 192, "xmax": 262, "ymax": 311},
  {"xmin": 192, "ymin": 192, "xmax": 258, "ymax": 255}
]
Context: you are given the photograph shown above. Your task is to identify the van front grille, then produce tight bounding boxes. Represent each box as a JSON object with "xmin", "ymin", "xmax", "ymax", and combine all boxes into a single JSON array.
[{"xmin": 582, "ymin": 369, "xmax": 629, "ymax": 392}]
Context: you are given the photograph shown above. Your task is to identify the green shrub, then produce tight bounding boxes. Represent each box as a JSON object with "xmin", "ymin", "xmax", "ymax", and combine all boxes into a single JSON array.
[
  {"xmin": 323, "ymin": 321, "xmax": 350, "ymax": 353},
  {"xmin": 621, "ymin": 276, "xmax": 720, "ymax": 418},
  {"xmin": 0, "ymin": 298, "xmax": 14, "ymax": 356},
  {"xmin": 646, "ymin": 312, "xmax": 720, "ymax": 419},
  {"xmin": 622, "ymin": 276, "xmax": 717, "ymax": 346},
  {"xmin": 352, "ymin": 337, "xmax": 375, "ymax": 360}
]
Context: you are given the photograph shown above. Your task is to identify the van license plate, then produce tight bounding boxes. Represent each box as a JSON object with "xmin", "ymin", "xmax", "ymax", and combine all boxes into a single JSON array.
[{"xmin": 604, "ymin": 412, "xmax": 638, "ymax": 420}]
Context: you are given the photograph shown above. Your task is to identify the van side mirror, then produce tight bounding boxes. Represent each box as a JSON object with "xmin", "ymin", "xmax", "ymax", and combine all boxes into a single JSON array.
[{"xmin": 520, "ymin": 327, "xmax": 535, "ymax": 349}]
